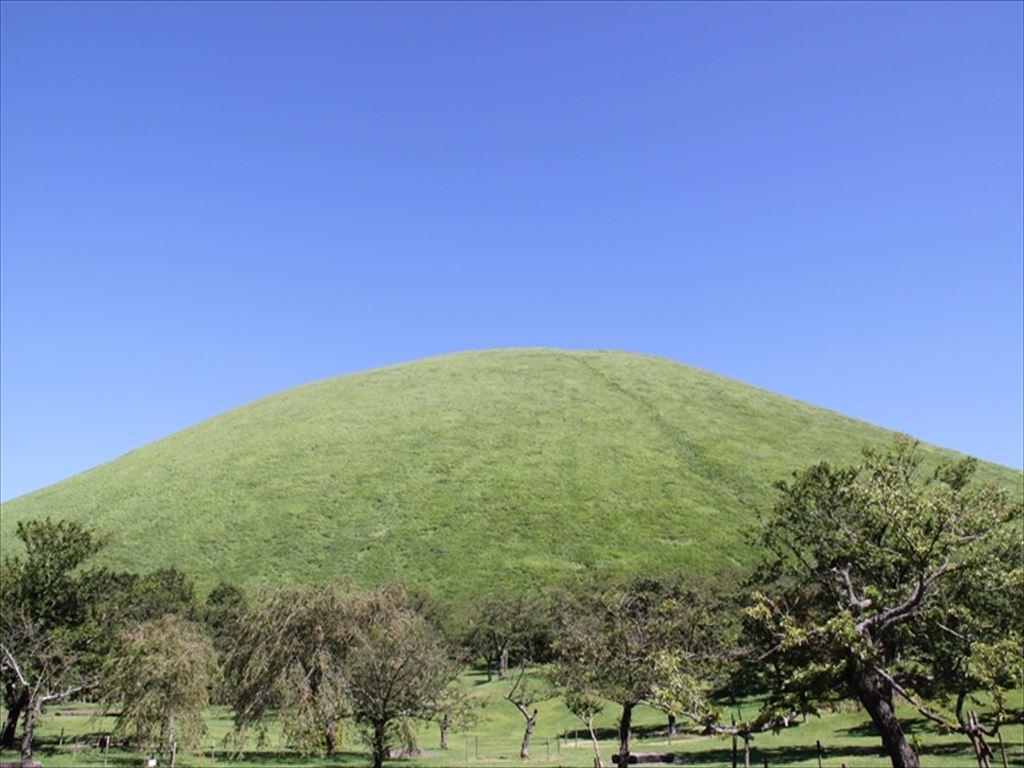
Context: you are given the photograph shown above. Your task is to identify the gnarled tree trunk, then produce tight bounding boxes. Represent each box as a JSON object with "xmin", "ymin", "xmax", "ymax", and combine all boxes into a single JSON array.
[
  {"xmin": 20, "ymin": 696, "xmax": 39, "ymax": 762},
  {"xmin": 847, "ymin": 664, "xmax": 918, "ymax": 768},
  {"xmin": 1, "ymin": 685, "xmax": 27, "ymax": 749}
]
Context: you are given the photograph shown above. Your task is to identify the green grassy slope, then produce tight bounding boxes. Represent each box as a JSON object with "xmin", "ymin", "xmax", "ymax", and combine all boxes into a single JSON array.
[{"xmin": 2, "ymin": 349, "xmax": 1020, "ymax": 598}]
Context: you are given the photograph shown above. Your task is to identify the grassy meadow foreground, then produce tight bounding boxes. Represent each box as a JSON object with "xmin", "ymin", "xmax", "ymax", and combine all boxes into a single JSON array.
[{"xmin": 5, "ymin": 674, "xmax": 1023, "ymax": 768}]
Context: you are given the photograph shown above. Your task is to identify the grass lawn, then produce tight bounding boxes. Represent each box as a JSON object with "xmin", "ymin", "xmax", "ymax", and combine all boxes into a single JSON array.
[{"xmin": 4, "ymin": 672, "xmax": 1021, "ymax": 768}]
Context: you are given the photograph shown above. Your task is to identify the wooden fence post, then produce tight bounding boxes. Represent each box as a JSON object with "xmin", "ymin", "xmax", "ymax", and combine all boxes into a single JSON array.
[
  {"xmin": 731, "ymin": 716, "xmax": 738, "ymax": 768},
  {"xmin": 997, "ymin": 730, "xmax": 1009, "ymax": 768}
]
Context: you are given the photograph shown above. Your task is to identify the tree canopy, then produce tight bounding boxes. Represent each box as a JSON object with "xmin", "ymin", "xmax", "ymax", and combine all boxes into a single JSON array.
[
  {"xmin": 101, "ymin": 615, "xmax": 217, "ymax": 767},
  {"xmin": 748, "ymin": 438, "xmax": 1023, "ymax": 768}
]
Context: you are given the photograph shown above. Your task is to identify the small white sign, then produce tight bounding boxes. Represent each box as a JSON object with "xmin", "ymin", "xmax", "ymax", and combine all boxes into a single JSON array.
[{"xmin": 147, "ymin": 759, "xmax": 157, "ymax": 767}]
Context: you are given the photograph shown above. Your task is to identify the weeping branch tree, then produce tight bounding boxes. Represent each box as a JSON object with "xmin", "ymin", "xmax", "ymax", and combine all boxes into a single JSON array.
[
  {"xmin": 748, "ymin": 438, "xmax": 1022, "ymax": 768},
  {"xmin": 224, "ymin": 583, "xmax": 352, "ymax": 756},
  {"xmin": 100, "ymin": 615, "xmax": 217, "ymax": 767}
]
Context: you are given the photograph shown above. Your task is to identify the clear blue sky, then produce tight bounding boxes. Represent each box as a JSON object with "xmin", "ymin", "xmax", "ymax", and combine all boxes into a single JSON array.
[{"xmin": 2, "ymin": 1, "xmax": 1022, "ymax": 501}]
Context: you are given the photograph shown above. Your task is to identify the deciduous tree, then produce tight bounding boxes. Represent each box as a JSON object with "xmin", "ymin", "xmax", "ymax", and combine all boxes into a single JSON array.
[
  {"xmin": 504, "ymin": 666, "xmax": 554, "ymax": 759},
  {"xmin": 100, "ymin": 615, "xmax": 217, "ymax": 767},
  {"xmin": 345, "ymin": 587, "xmax": 457, "ymax": 768},
  {"xmin": 225, "ymin": 583, "xmax": 351, "ymax": 756},
  {"xmin": 0, "ymin": 519, "xmax": 105, "ymax": 759},
  {"xmin": 564, "ymin": 690, "xmax": 605, "ymax": 768},
  {"xmin": 556, "ymin": 577, "xmax": 721, "ymax": 768},
  {"xmin": 748, "ymin": 438, "xmax": 1022, "ymax": 768},
  {"xmin": 464, "ymin": 590, "xmax": 554, "ymax": 680}
]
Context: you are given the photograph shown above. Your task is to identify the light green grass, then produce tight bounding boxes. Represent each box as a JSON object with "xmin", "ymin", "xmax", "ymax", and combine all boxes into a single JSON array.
[
  {"xmin": 4, "ymin": 672, "xmax": 1022, "ymax": 767},
  {"xmin": 2, "ymin": 349, "xmax": 1021, "ymax": 600}
]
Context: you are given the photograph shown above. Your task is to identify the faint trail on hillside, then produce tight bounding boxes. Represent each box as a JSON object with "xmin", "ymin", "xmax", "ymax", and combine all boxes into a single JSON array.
[{"xmin": 569, "ymin": 353, "xmax": 749, "ymax": 508}]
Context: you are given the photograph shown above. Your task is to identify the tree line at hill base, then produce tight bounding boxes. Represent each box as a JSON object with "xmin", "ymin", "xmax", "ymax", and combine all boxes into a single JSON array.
[{"xmin": 1, "ymin": 438, "xmax": 1021, "ymax": 768}]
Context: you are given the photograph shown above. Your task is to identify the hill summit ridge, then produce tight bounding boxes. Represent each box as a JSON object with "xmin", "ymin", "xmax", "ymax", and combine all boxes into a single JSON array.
[{"xmin": 2, "ymin": 348, "xmax": 1019, "ymax": 597}]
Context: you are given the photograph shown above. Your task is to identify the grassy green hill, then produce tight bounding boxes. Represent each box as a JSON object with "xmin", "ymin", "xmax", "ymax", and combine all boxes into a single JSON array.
[{"xmin": 2, "ymin": 349, "xmax": 1020, "ymax": 598}]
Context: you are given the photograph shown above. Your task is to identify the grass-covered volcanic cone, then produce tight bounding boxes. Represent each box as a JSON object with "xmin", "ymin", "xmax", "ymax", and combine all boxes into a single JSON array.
[{"xmin": 2, "ymin": 349, "xmax": 1019, "ymax": 598}]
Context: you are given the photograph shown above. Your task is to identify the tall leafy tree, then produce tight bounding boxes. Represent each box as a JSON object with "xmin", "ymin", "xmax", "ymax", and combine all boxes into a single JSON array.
[
  {"xmin": 556, "ymin": 577, "xmax": 721, "ymax": 768},
  {"xmin": 100, "ymin": 615, "xmax": 217, "ymax": 767},
  {"xmin": 748, "ymin": 438, "xmax": 1022, "ymax": 768},
  {"xmin": 344, "ymin": 587, "xmax": 457, "ymax": 768},
  {"xmin": 0, "ymin": 519, "xmax": 105, "ymax": 760}
]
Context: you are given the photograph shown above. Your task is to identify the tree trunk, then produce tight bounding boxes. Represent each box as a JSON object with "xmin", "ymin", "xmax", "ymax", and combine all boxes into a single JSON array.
[
  {"xmin": 168, "ymin": 714, "xmax": 176, "ymax": 768},
  {"xmin": 968, "ymin": 711, "xmax": 992, "ymax": 768},
  {"xmin": 19, "ymin": 697, "xmax": 38, "ymax": 762},
  {"xmin": 440, "ymin": 712, "xmax": 449, "ymax": 750},
  {"xmin": 499, "ymin": 647, "xmax": 509, "ymax": 679},
  {"xmin": 372, "ymin": 721, "xmax": 387, "ymax": 768},
  {"xmin": 520, "ymin": 710, "xmax": 537, "ymax": 758},
  {"xmin": 667, "ymin": 712, "xmax": 677, "ymax": 736},
  {"xmin": 847, "ymin": 665, "xmax": 919, "ymax": 768},
  {"xmin": 586, "ymin": 716, "xmax": 604, "ymax": 768},
  {"xmin": 325, "ymin": 720, "xmax": 337, "ymax": 757},
  {"xmin": 743, "ymin": 732, "xmax": 751, "ymax": 768},
  {"xmin": 157, "ymin": 718, "xmax": 167, "ymax": 765},
  {"xmin": 617, "ymin": 702, "xmax": 633, "ymax": 768},
  {"xmin": 1, "ymin": 686, "xmax": 27, "ymax": 749},
  {"xmin": 968, "ymin": 731, "xmax": 991, "ymax": 768}
]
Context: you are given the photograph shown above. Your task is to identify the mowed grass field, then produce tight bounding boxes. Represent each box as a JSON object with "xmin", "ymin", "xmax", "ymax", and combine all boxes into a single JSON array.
[
  {"xmin": 4, "ymin": 672, "xmax": 1021, "ymax": 768},
  {"xmin": 3, "ymin": 349, "xmax": 1020, "ymax": 600}
]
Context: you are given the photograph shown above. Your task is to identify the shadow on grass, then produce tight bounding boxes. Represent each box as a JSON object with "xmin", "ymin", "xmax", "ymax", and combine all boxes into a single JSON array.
[
  {"xmin": 574, "ymin": 723, "xmax": 674, "ymax": 742},
  {"xmin": 217, "ymin": 749, "xmax": 368, "ymax": 766},
  {"xmin": 27, "ymin": 738, "xmax": 371, "ymax": 768},
  {"xmin": 671, "ymin": 741, "xmax": 984, "ymax": 766}
]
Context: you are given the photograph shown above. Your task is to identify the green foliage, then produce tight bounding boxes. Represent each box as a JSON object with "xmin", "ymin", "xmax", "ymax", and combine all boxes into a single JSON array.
[
  {"xmin": 100, "ymin": 615, "xmax": 217, "ymax": 757},
  {"xmin": 344, "ymin": 587, "xmax": 457, "ymax": 768},
  {"xmin": 556, "ymin": 577, "xmax": 722, "ymax": 709},
  {"xmin": 4, "ymin": 350, "xmax": 1018, "ymax": 600},
  {"xmin": 224, "ymin": 582, "xmax": 456, "ymax": 766},
  {"xmin": 0, "ymin": 518, "xmax": 109, "ymax": 756},
  {"xmin": 202, "ymin": 581, "xmax": 248, "ymax": 655},
  {"xmin": 225, "ymin": 583, "xmax": 351, "ymax": 755},
  {"xmin": 462, "ymin": 589, "xmax": 556, "ymax": 675},
  {"xmin": 749, "ymin": 438, "xmax": 1023, "ymax": 766},
  {"xmin": 2, "ymin": 518, "xmax": 106, "ymax": 631}
]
